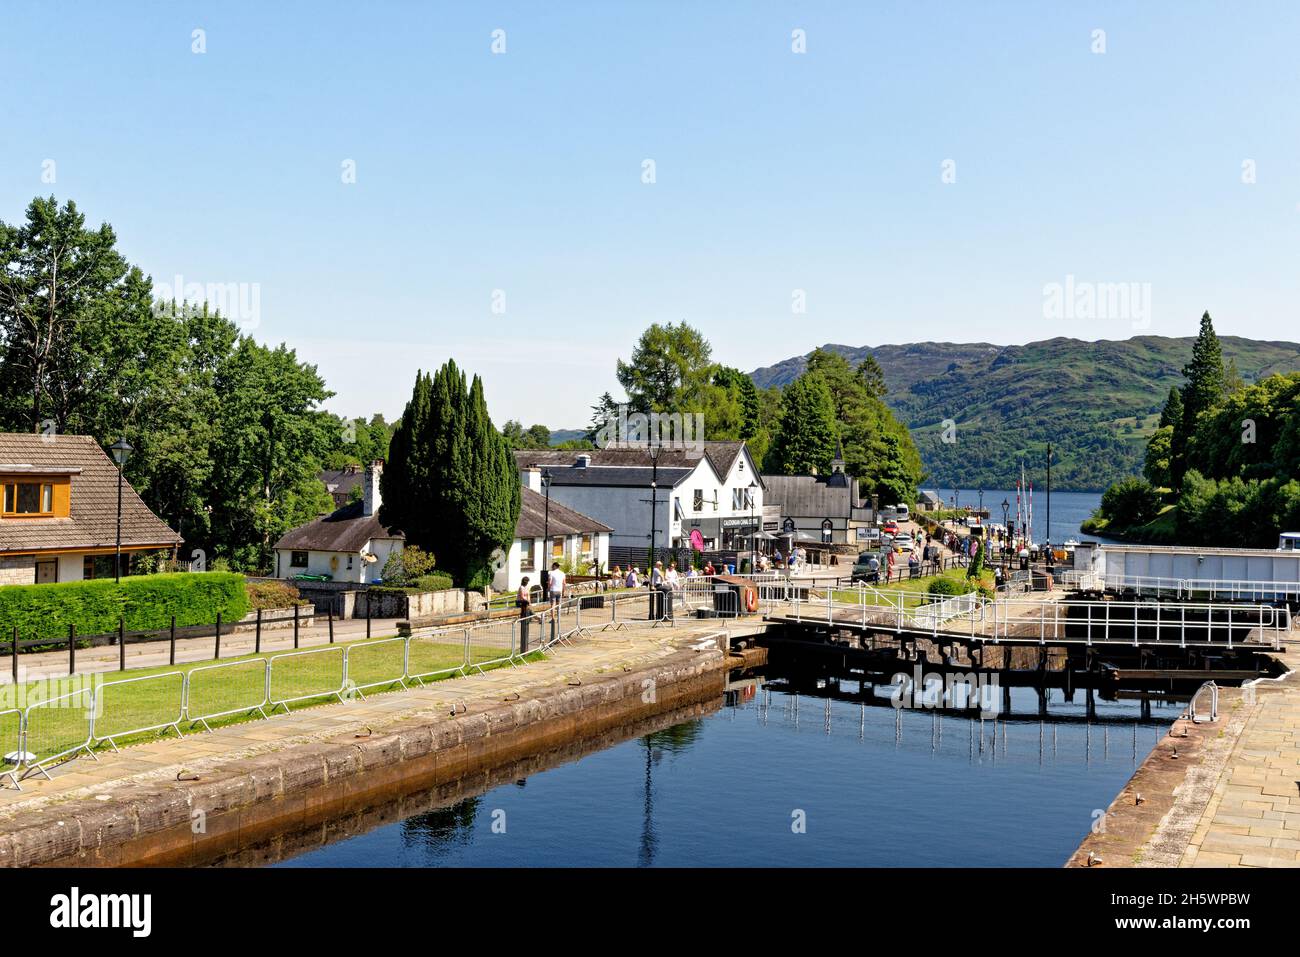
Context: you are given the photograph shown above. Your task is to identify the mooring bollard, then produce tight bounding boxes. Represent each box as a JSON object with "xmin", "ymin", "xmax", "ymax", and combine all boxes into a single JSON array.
[
  {"xmin": 255, "ymin": 607, "xmax": 263, "ymax": 654},
  {"xmin": 293, "ymin": 604, "xmax": 300, "ymax": 649},
  {"xmin": 69, "ymin": 623, "xmax": 76, "ymax": 675},
  {"xmin": 169, "ymin": 615, "xmax": 176, "ymax": 666},
  {"xmin": 119, "ymin": 617, "xmax": 126, "ymax": 671},
  {"xmin": 214, "ymin": 612, "xmax": 222, "ymax": 660}
]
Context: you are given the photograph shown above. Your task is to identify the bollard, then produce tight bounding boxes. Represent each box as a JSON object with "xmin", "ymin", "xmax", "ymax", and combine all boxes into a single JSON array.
[
  {"xmin": 69, "ymin": 623, "xmax": 76, "ymax": 675},
  {"xmin": 328, "ymin": 606, "xmax": 334, "ymax": 644},
  {"xmin": 255, "ymin": 607, "xmax": 263, "ymax": 654},
  {"xmin": 366, "ymin": 596, "xmax": 372, "ymax": 640},
  {"xmin": 11, "ymin": 627, "xmax": 17, "ymax": 683},
  {"xmin": 119, "ymin": 617, "xmax": 126, "ymax": 671},
  {"xmin": 169, "ymin": 616, "xmax": 176, "ymax": 666},
  {"xmin": 214, "ymin": 612, "xmax": 222, "ymax": 660},
  {"xmin": 293, "ymin": 604, "xmax": 300, "ymax": 649}
]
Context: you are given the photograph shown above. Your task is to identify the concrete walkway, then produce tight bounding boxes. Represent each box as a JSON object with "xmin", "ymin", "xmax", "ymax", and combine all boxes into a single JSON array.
[{"xmin": 0, "ymin": 615, "xmax": 739, "ymax": 820}]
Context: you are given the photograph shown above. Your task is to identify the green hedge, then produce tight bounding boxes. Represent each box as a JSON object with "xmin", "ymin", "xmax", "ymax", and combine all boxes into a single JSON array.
[
  {"xmin": 927, "ymin": 577, "xmax": 977, "ymax": 597},
  {"xmin": 0, "ymin": 572, "xmax": 250, "ymax": 640}
]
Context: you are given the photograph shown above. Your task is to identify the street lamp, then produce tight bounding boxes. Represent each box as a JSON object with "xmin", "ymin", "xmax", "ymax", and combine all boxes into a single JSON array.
[
  {"xmin": 1001, "ymin": 498, "xmax": 1011, "ymax": 562},
  {"xmin": 748, "ymin": 481, "xmax": 758, "ymax": 573},
  {"xmin": 647, "ymin": 442, "xmax": 662, "ymax": 618},
  {"xmin": 110, "ymin": 438, "xmax": 132, "ymax": 583},
  {"xmin": 541, "ymin": 468, "xmax": 552, "ymax": 597}
]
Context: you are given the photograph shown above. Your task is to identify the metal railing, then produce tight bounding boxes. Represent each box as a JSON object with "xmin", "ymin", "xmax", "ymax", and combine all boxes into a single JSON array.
[
  {"xmin": 1187, "ymin": 681, "xmax": 1219, "ymax": 723},
  {"xmin": 1104, "ymin": 575, "xmax": 1300, "ymax": 602},
  {"xmin": 772, "ymin": 590, "xmax": 1292, "ymax": 649},
  {"xmin": 0, "ymin": 598, "xmax": 586, "ymax": 785}
]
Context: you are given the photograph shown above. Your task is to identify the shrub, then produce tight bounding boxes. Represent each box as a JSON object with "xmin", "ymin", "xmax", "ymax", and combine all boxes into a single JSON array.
[
  {"xmin": 927, "ymin": 576, "xmax": 977, "ymax": 597},
  {"xmin": 380, "ymin": 545, "xmax": 437, "ymax": 586},
  {"xmin": 0, "ymin": 572, "xmax": 250, "ymax": 640},
  {"xmin": 245, "ymin": 579, "xmax": 309, "ymax": 610},
  {"xmin": 412, "ymin": 572, "xmax": 453, "ymax": 592}
]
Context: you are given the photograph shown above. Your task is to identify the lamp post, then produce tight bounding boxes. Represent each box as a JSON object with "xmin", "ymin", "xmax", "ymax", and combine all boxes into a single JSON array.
[
  {"xmin": 748, "ymin": 481, "xmax": 758, "ymax": 573},
  {"xmin": 647, "ymin": 442, "xmax": 661, "ymax": 618},
  {"xmin": 541, "ymin": 468, "xmax": 552, "ymax": 596},
  {"xmin": 110, "ymin": 438, "xmax": 132, "ymax": 583},
  {"xmin": 1001, "ymin": 498, "xmax": 1011, "ymax": 563}
]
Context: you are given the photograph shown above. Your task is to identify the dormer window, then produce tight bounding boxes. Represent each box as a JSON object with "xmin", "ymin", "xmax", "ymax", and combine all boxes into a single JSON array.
[{"xmin": 4, "ymin": 481, "xmax": 54, "ymax": 515}]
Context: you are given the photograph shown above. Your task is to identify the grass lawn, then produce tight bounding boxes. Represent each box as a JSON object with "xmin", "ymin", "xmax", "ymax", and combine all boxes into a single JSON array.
[
  {"xmin": 827, "ymin": 566, "xmax": 995, "ymax": 607},
  {"xmin": 2, "ymin": 629, "xmax": 547, "ymax": 772}
]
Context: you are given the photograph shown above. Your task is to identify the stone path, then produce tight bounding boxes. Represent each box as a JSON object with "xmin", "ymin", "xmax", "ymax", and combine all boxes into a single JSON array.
[
  {"xmin": 1176, "ymin": 649, "xmax": 1300, "ymax": 867},
  {"xmin": 0, "ymin": 615, "xmax": 740, "ymax": 819}
]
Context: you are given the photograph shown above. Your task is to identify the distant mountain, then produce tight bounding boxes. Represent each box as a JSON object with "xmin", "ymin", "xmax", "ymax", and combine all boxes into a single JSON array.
[
  {"xmin": 548, "ymin": 429, "xmax": 588, "ymax": 446},
  {"xmin": 750, "ymin": 336, "xmax": 1300, "ymax": 491}
]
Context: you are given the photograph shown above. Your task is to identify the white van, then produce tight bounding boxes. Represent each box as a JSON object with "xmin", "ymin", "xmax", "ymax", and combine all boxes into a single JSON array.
[
  {"xmin": 895, "ymin": 504, "xmax": 910, "ymax": 522},
  {"xmin": 1279, "ymin": 532, "xmax": 1300, "ymax": 552}
]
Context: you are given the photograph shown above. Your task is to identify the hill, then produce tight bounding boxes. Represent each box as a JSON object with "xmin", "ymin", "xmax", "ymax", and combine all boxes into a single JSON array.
[{"xmin": 750, "ymin": 336, "xmax": 1300, "ymax": 490}]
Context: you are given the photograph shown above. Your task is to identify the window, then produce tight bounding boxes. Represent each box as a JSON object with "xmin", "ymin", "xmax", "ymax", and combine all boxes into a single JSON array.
[
  {"xmin": 3, "ymin": 482, "xmax": 54, "ymax": 515},
  {"xmin": 290, "ymin": 551, "xmax": 308, "ymax": 568},
  {"xmin": 693, "ymin": 489, "xmax": 703, "ymax": 512},
  {"xmin": 821, "ymin": 519, "xmax": 834, "ymax": 543},
  {"xmin": 732, "ymin": 487, "xmax": 755, "ymax": 510},
  {"xmin": 83, "ymin": 554, "xmax": 120, "ymax": 580},
  {"xmin": 581, "ymin": 534, "xmax": 593, "ymax": 560},
  {"xmin": 552, "ymin": 537, "xmax": 565, "ymax": 559},
  {"xmin": 519, "ymin": 539, "xmax": 536, "ymax": 571}
]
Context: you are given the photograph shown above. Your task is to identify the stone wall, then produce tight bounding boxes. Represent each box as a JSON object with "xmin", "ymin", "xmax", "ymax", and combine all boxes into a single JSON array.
[{"xmin": 0, "ymin": 556, "xmax": 36, "ymax": 586}]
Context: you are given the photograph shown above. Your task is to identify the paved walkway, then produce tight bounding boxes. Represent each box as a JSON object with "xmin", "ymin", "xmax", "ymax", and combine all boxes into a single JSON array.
[
  {"xmin": 0, "ymin": 615, "xmax": 740, "ymax": 818},
  {"xmin": 1174, "ymin": 648, "xmax": 1300, "ymax": 867}
]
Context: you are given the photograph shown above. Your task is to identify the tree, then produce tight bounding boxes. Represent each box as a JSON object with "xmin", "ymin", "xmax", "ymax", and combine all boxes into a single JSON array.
[
  {"xmin": 502, "ymin": 420, "xmax": 552, "ymax": 450},
  {"xmin": 381, "ymin": 362, "xmax": 520, "ymax": 587},
  {"xmin": 1177, "ymin": 311, "xmax": 1225, "ymax": 467},
  {"xmin": 615, "ymin": 322, "xmax": 714, "ymax": 411},
  {"xmin": 1099, "ymin": 476, "xmax": 1161, "ymax": 529},
  {"xmin": 857, "ymin": 355, "xmax": 888, "ymax": 398},
  {"xmin": 764, "ymin": 372, "xmax": 838, "ymax": 474}
]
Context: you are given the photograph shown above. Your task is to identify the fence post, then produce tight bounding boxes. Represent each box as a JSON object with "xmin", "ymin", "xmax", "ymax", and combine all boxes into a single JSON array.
[
  {"xmin": 69, "ymin": 623, "xmax": 76, "ymax": 675},
  {"xmin": 328, "ymin": 605, "xmax": 334, "ymax": 644},
  {"xmin": 293, "ymin": 604, "xmax": 300, "ymax": 649},
  {"xmin": 119, "ymin": 617, "xmax": 126, "ymax": 671},
  {"xmin": 169, "ymin": 615, "xmax": 176, "ymax": 666},
  {"xmin": 10, "ymin": 627, "xmax": 17, "ymax": 683},
  {"xmin": 366, "ymin": 595, "xmax": 372, "ymax": 640},
  {"xmin": 255, "ymin": 607, "xmax": 263, "ymax": 654},
  {"xmin": 214, "ymin": 612, "xmax": 222, "ymax": 660}
]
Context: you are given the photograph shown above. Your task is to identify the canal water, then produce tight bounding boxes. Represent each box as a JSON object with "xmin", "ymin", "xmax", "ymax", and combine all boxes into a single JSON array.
[
  {"xmin": 922, "ymin": 488, "xmax": 1111, "ymax": 546},
  {"xmin": 273, "ymin": 682, "xmax": 1174, "ymax": 868}
]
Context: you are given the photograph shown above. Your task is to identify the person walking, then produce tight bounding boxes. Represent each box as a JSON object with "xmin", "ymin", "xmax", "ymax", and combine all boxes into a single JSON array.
[
  {"xmin": 516, "ymin": 576, "xmax": 533, "ymax": 652},
  {"xmin": 548, "ymin": 561, "xmax": 566, "ymax": 606}
]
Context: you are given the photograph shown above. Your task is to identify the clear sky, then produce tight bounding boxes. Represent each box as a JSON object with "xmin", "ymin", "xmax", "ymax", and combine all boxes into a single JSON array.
[{"xmin": 3, "ymin": 2, "xmax": 1298, "ymax": 428}]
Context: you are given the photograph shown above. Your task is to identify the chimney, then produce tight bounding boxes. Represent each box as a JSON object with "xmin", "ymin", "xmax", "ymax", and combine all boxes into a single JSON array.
[
  {"xmin": 575, "ymin": 454, "xmax": 591, "ymax": 468},
  {"xmin": 521, "ymin": 466, "xmax": 542, "ymax": 493},
  {"xmin": 363, "ymin": 460, "xmax": 383, "ymax": 516}
]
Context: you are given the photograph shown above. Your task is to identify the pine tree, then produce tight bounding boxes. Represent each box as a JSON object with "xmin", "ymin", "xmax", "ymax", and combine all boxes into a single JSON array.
[
  {"xmin": 1175, "ymin": 312, "xmax": 1224, "ymax": 490},
  {"xmin": 764, "ymin": 372, "xmax": 838, "ymax": 474},
  {"xmin": 738, "ymin": 375, "xmax": 760, "ymax": 440}
]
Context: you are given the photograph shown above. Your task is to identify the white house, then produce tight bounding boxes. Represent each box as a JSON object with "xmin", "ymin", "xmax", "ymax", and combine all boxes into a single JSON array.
[
  {"xmin": 514, "ymin": 441, "xmax": 765, "ymax": 564},
  {"xmin": 273, "ymin": 461, "xmax": 403, "ymax": 583},
  {"xmin": 493, "ymin": 478, "xmax": 612, "ymax": 593}
]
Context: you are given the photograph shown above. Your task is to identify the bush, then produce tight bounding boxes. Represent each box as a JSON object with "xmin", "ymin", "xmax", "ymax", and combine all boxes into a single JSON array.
[
  {"xmin": 927, "ymin": 576, "xmax": 976, "ymax": 597},
  {"xmin": 245, "ymin": 579, "xmax": 309, "ymax": 610},
  {"xmin": 380, "ymin": 545, "xmax": 437, "ymax": 586},
  {"xmin": 1099, "ymin": 476, "xmax": 1161, "ymax": 530},
  {"xmin": 0, "ymin": 572, "xmax": 250, "ymax": 640},
  {"xmin": 412, "ymin": 572, "xmax": 453, "ymax": 592}
]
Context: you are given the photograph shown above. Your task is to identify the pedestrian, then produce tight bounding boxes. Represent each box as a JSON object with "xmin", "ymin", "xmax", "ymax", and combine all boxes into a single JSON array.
[
  {"xmin": 703, "ymin": 559, "xmax": 716, "ymax": 577},
  {"xmin": 548, "ymin": 561, "xmax": 566, "ymax": 605},
  {"xmin": 516, "ymin": 576, "xmax": 533, "ymax": 652},
  {"xmin": 626, "ymin": 566, "xmax": 640, "ymax": 588}
]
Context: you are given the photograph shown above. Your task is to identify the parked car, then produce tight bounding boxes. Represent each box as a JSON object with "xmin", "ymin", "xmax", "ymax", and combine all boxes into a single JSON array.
[
  {"xmin": 894, "ymin": 533, "xmax": 915, "ymax": 552},
  {"xmin": 882, "ymin": 521, "xmax": 900, "ymax": 537}
]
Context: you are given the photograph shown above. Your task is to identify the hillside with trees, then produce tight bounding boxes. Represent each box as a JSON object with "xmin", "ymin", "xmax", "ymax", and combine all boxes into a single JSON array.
[{"xmin": 751, "ymin": 335, "xmax": 1300, "ymax": 490}]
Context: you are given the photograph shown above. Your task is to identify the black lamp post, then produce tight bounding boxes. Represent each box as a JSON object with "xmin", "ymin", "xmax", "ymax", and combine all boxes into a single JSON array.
[
  {"xmin": 748, "ymin": 481, "xmax": 758, "ymax": 572},
  {"xmin": 110, "ymin": 438, "xmax": 132, "ymax": 582},
  {"xmin": 1001, "ymin": 498, "xmax": 1011, "ymax": 561},
  {"xmin": 540, "ymin": 468, "xmax": 553, "ymax": 598},
  {"xmin": 647, "ymin": 442, "xmax": 661, "ymax": 617}
]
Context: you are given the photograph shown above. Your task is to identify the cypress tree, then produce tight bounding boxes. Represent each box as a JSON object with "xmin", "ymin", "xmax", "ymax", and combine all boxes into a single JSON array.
[
  {"xmin": 1175, "ymin": 312, "xmax": 1224, "ymax": 489},
  {"xmin": 380, "ymin": 362, "xmax": 520, "ymax": 587},
  {"xmin": 765, "ymin": 372, "xmax": 838, "ymax": 474}
]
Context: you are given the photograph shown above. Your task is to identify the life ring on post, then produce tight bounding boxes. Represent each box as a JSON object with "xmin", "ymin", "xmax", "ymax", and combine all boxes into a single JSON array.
[{"xmin": 744, "ymin": 586, "xmax": 759, "ymax": 613}]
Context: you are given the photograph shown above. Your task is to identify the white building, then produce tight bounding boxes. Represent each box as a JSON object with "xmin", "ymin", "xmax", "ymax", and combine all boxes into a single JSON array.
[
  {"xmin": 494, "ymin": 477, "xmax": 612, "ymax": 593},
  {"xmin": 273, "ymin": 461, "xmax": 403, "ymax": 583},
  {"xmin": 514, "ymin": 441, "xmax": 765, "ymax": 563}
]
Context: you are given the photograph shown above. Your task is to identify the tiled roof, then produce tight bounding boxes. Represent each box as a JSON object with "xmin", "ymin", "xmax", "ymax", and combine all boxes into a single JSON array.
[
  {"xmin": 762, "ymin": 473, "xmax": 856, "ymax": 518},
  {"xmin": 273, "ymin": 500, "xmax": 403, "ymax": 553},
  {"xmin": 319, "ymin": 466, "xmax": 363, "ymax": 499},
  {"xmin": 0, "ymin": 433, "xmax": 181, "ymax": 554},
  {"xmin": 516, "ymin": 487, "xmax": 612, "ymax": 539}
]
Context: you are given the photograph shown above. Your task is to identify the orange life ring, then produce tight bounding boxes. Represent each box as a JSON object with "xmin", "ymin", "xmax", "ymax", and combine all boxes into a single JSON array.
[{"xmin": 745, "ymin": 586, "xmax": 759, "ymax": 613}]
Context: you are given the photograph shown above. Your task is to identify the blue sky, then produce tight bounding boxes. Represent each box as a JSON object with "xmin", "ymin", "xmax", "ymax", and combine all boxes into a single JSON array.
[{"xmin": 3, "ymin": 2, "xmax": 1298, "ymax": 428}]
